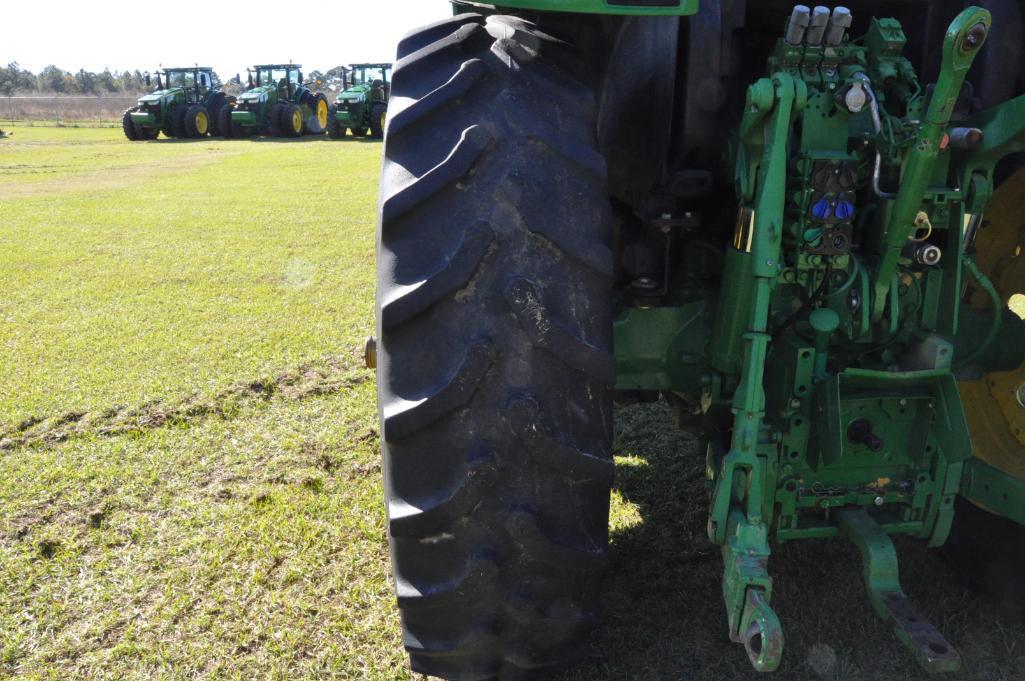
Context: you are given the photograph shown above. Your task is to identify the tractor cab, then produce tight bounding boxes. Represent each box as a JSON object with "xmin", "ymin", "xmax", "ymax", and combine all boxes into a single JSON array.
[
  {"xmin": 160, "ymin": 67, "xmax": 214, "ymax": 103},
  {"xmin": 327, "ymin": 63, "xmax": 392, "ymax": 139},
  {"xmin": 251, "ymin": 64, "xmax": 303, "ymax": 101},
  {"xmin": 347, "ymin": 63, "xmax": 391, "ymax": 102}
]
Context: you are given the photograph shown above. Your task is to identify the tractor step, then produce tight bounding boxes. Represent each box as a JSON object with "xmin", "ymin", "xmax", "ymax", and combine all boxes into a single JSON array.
[{"xmin": 836, "ymin": 507, "xmax": 961, "ymax": 673}]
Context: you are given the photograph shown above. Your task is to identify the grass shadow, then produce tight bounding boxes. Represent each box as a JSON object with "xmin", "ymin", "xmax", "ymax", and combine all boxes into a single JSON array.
[{"xmin": 555, "ymin": 400, "xmax": 1025, "ymax": 681}]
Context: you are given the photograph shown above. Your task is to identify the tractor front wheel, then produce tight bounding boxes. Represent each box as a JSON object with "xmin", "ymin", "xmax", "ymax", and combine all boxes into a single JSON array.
[
  {"xmin": 121, "ymin": 109, "xmax": 139, "ymax": 141},
  {"xmin": 378, "ymin": 13, "xmax": 615, "ymax": 679},
  {"xmin": 183, "ymin": 104, "xmax": 210, "ymax": 138},
  {"xmin": 350, "ymin": 126, "xmax": 367, "ymax": 137},
  {"xmin": 368, "ymin": 102, "xmax": 386, "ymax": 138},
  {"xmin": 207, "ymin": 94, "xmax": 235, "ymax": 137},
  {"xmin": 218, "ymin": 105, "xmax": 235, "ymax": 139},
  {"xmin": 327, "ymin": 104, "xmax": 345, "ymax": 139},
  {"xmin": 267, "ymin": 103, "xmax": 285, "ymax": 137},
  {"xmin": 281, "ymin": 103, "xmax": 303, "ymax": 138},
  {"xmin": 230, "ymin": 118, "xmax": 251, "ymax": 138},
  {"xmin": 171, "ymin": 106, "xmax": 188, "ymax": 138}
]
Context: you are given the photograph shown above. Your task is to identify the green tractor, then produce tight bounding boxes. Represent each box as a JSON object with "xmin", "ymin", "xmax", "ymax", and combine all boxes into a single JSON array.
[
  {"xmin": 375, "ymin": 1, "xmax": 1025, "ymax": 678},
  {"xmin": 327, "ymin": 63, "xmax": 391, "ymax": 139},
  {"xmin": 226, "ymin": 63, "xmax": 330, "ymax": 138},
  {"xmin": 122, "ymin": 66, "xmax": 233, "ymax": 141}
]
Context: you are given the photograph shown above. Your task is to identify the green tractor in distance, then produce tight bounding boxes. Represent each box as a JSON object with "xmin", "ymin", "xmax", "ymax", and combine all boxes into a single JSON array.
[
  {"xmin": 327, "ymin": 63, "xmax": 390, "ymax": 139},
  {"xmin": 376, "ymin": 2, "xmax": 1025, "ymax": 679},
  {"xmin": 226, "ymin": 63, "xmax": 330, "ymax": 138},
  {"xmin": 122, "ymin": 67, "xmax": 233, "ymax": 141}
]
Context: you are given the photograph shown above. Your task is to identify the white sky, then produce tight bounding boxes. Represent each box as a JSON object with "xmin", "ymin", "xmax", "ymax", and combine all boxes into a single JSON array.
[{"xmin": 2, "ymin": 0, "xmax": 453, "ymax": 78}]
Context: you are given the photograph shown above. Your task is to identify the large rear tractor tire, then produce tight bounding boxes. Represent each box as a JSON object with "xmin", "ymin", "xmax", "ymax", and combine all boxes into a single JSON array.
[
  {"xmin": 948, "ymin": 165, "xmax": 1025, "ymax": 606},
  {"xmin": 327, "ymin": 103, "xmax": 345, "ymax": 139},
  {"xmin": 378, "ymin": 14, "xmax": 616, "ymax": 680},
  {"xmin": 183, "ymin": 104, "xmax": 210, "ymax": 138},
  {"xmin": 121, "ymin": 108, "xmax": 139, "ymax": 141},
  {"xmin": 368, "ymin": 101, "xmax": 387, "ymax": 139},
  {"xmin": 305, "ymin": 92, "xmax": 330, "ymax": 135}
]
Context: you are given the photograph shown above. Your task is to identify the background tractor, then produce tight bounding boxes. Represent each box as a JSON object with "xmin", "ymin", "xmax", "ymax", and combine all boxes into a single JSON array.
[
  {"xmin": 227, "ymin": 64, "xmax": 329, "ymax": 138},
  {"xmin": 122, "ymin": 67, "xmax": 234, "ymax": 141},
  {"xmin": 327, "ymin": 63, "xmax": 390, "ymax": 139},
  {"xmin": 375, "ymin": 1, "xmax": 1025, "ymax": 678}
]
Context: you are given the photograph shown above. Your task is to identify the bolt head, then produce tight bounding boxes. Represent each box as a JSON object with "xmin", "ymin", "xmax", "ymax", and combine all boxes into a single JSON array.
[
  {"xmin": 632, "ymin": 276, "xmax": 658, "ymax": 290},
  {"xmin": 1015, "ymin": 384, "xmax": 1025, "ymax": 408}
]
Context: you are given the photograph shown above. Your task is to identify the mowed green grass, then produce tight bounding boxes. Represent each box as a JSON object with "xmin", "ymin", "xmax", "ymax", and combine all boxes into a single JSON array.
[
  {"xmin": 0, "ymin": 126, "xmax": 377, "ymax": 425},
  {"xmin": 1, "ymin": 127, "xmax": 1022, "ymax": 680}
]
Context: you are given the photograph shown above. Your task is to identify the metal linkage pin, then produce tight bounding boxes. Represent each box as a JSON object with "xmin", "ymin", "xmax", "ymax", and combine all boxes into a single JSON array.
[
  {"xmin": 786, "ymin": 5, "xmax": 812, "ymax": 45},
  {"xmin": 825, "ymin": 7, "xmax": 852, "ymax": 46},
  {"xmin": 806, "ymin": 6, "xmax": 831, "ymax": 45}
]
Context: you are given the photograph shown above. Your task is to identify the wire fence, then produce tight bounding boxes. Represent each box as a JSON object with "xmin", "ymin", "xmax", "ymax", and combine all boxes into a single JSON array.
[{"xmin": 1, "ymin": 95, "xmax": 141, "ymax": 127}]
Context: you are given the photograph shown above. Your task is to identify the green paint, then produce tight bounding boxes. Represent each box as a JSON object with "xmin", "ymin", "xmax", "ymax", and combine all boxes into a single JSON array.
[
  {"xmin": 870, "ymin": 8, "xmax": 990, "ymax": 321},
  {"xmin": 837, "ymin": 508, "xmax": 962, "ymax": 671},
  {"xmin": 610, "ymin": 6, "xmax": 1025, "ymax": 671}
]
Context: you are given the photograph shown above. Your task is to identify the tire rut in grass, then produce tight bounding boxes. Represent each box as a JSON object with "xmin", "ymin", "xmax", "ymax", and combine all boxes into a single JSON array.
[{"xmin": 1, "ymin": 357, "xmax": 371, "ymax": 451}]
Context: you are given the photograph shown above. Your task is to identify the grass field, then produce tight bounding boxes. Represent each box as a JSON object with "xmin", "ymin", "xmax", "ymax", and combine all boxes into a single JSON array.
[{"xmin": 0, "ymin": 127, "xmax": 1022, "ymax": 680}]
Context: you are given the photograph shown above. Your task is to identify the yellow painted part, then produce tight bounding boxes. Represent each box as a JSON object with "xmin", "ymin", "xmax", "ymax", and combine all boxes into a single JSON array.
[
  {"xmin": 291, "ymin": 108, "xmax": 303, "ymax": 134},
  {"xmin": 959, "ymin": 165, "xmax": 1025, "ymax": 483},
  {"xmin": 316, "ymin": 99, "xmax": 328, "ymax": 128},
  {"xmin": 380, "ymin": 110, "xmax": 387, "ymax": 133},
  {"xmin": 195, "ymin": 110, "xmax": 208, "ymax": 136}
]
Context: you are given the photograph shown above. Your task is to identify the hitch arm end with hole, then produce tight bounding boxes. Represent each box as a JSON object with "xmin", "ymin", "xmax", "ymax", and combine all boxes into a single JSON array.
[{"xmin": 870, "ymin": 7, "xmax": 991, "ymax": 322}]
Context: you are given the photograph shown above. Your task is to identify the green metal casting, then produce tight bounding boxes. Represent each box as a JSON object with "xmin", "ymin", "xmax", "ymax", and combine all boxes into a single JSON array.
[
  {"xmin": 870, "ymin": 8, "xmax": 990, "ymax": 321},
  {"xmin": 837, "ymin": 508, "xmax": 962, "ymax": 672},
  {"xmin": 606, "ymin": 4, "xmax": 1025, "ymax": 672}
]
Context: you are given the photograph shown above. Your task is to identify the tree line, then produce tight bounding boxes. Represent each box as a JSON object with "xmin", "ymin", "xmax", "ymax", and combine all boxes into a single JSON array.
[
  {"xmin": 0, "ymin": 62, "xmax": 195, "ymax": 96},
  {"xmin": 1, "ymin": 62, "xmax": 364, "ymax": 97}
]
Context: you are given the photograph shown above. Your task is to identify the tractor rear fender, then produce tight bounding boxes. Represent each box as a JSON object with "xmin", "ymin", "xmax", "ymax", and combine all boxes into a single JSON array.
[
  {"xmin": 459, "ymin": 0, "xmax": 697, "ymax": 15},
  {"xmin": 528, "ymin": 1, "xmax": 745, "ymax": 207},
  {"xmin": 595, "ymin": 16, "xmax": 681, "ymax": 206}
]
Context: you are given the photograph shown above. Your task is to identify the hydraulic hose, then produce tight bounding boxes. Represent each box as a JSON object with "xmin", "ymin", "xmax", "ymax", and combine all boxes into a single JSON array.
[
  {"xmin": 958, "ymin": 258, "xmax": 1003, "ymax": 367},
  {"xmin": 826, "ymin": 254, "xmax": 863, "ymax": 300}
]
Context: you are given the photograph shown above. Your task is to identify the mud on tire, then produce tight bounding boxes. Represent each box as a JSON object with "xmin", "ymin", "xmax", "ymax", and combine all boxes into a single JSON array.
[{"xmin": 378, "ymin": 13, "xmax": 616, "ymax": 680}]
